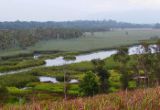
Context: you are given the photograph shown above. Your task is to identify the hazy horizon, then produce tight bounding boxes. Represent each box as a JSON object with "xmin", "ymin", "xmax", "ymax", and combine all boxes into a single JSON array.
[{"xmin": 0, "ymin": 0, "xmax": 160, "ymax": 23}]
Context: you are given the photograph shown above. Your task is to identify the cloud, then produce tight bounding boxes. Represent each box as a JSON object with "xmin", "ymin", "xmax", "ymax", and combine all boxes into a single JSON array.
[{"xmin": 128, "ymin": 0, "xmax": 160, "ymax": 7}]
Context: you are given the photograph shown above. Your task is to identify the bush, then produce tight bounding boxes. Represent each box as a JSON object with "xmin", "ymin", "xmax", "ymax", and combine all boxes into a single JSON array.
[
  {"xmin": 0, "ymin": 85, "xmax": 9, "ymax": 103},
  {"xmin": 79, "ymin": 71, "xmax": 99, "ymax": 96}
]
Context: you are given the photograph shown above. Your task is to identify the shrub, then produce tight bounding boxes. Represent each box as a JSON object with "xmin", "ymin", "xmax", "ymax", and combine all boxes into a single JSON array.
[
  {"xmin": 79, "ymin": 71, "xmax": 99, "ymax": 96},
  {"xmin": 0, "ymin": 85, "xmax": 9, "ymax": 103}
]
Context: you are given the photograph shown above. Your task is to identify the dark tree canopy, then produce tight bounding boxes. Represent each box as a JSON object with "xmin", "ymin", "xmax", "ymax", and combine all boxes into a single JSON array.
[
  {"xmin": 79, "ymin": 71, "xmax": 99, "ymax": 96},
  {"xmin": 0, "ymin": 28, "xmax": 83, "ymax": 50}
]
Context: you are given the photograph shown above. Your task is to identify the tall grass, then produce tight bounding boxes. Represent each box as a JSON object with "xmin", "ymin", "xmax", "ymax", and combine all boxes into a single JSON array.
[{"xmin": 2, "ymin": 87, "xmax": 160, "ymax": 110}]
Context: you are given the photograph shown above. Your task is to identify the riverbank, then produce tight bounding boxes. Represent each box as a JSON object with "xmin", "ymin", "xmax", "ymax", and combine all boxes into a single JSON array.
[{"xmin": 0, "ymin": 40, "xmax": 157, "ymax": 75}]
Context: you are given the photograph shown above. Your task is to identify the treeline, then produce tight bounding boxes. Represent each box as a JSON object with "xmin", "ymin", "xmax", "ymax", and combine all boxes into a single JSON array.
[
  {"xmin": 0, "ymin": 20, "xmax": 153, "ymax": 31},
  {"xmin": 154, "ymin": 23, "xmax": 160, "ymax": 29},
  {"xmin": 0, "ymin": 28, "xmax": 83, "ymax": 49}
]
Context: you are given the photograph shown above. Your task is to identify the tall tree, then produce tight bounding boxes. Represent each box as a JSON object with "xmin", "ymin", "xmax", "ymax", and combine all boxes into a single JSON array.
[
  {"xmin": 114, "ymin": 47, "xmax": 130, "ymax": 90},
  {"xmin": 152, "ymin": 40, "xmax": 160, "ymax": 85},
  {"xmin": 0, "ymin": 85, "xmax": 8, "ymax": 103},
  {"xmin": 140, "ymin": 42, "xmax": 152, "ymax": 87},
  {"xmin": 91, "ymin": 59, "xmax": 110, "ymax": 93}
]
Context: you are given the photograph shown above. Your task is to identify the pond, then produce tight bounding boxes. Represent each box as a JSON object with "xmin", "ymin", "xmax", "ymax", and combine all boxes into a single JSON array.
[
  {"xmin": 39, "ymin": 76, "xmax": 58, "ymax": 83},
  {"xmin": 39, "ymin": 76, "xmax": 79, "ymax": 84}
]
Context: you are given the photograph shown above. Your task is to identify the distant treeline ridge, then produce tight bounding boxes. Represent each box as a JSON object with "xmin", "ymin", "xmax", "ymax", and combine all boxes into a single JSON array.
[{"xmin": 0, "ymin": 20, "xmax": 157, "ymax": 31}]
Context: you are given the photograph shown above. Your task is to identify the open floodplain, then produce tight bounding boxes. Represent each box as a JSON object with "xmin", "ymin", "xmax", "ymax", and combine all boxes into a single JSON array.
[{"xmin": 1, "ymin": 29, "xmax": 160, "ymax": 56}]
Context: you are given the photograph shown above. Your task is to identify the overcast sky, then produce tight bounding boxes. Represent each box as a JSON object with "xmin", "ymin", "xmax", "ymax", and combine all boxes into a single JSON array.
[{"xmin": 0, "ymin": 0, "xmax": 160, "ymax": 23}]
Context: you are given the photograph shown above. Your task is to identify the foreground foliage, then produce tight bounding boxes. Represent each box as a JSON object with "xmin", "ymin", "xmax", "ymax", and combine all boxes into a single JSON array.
[{"xmin": 2, "ymin": 87, "xmax": 160, "ymax": 110}]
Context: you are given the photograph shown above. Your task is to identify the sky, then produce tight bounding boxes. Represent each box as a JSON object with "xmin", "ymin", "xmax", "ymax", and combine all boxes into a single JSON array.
[{"xmin": 0, "ymin": 0, "xmax": 160, "ymax": 23}]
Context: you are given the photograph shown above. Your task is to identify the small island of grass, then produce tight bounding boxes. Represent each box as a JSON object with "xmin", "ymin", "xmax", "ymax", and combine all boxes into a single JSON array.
[{"xmin": 63, "ymin": 55, "xmax": 76, "ymax": 61}]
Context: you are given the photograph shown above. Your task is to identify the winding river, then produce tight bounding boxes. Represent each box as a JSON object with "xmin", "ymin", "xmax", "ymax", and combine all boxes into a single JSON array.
[{"xmin": 0, "ymin": 44, "xmax": 157, "ymax": 75}]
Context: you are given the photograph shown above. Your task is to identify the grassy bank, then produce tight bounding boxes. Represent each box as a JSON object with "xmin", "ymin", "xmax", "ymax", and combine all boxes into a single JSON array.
[
  {"xmin": 0, "ymin": 73, "xmax": 39, "ymax": 87},
  {"xmin": 0, "ymin": 59, "xmax": 45, "ymax": 72}
]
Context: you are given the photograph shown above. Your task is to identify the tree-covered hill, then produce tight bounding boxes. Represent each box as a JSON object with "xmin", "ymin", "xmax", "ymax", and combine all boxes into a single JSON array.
[{"xmin": 0, "ymin": 20, "xmax": 153, "ymax": 31}]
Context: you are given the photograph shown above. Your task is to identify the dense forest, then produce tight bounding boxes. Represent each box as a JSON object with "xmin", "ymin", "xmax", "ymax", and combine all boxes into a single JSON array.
[{"xmin": 0, "ymin": 28, "xmax": 83, "ymax": 49}]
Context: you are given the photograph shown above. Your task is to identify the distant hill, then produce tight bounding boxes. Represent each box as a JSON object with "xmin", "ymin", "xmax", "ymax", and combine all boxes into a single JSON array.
[
  {"xmin": 0, "ymin": 20, "xmax": 154, "ymax": 31},
  {"xmin": 154, "ymin": 23, "xmax": 160, "ymax": 29}
]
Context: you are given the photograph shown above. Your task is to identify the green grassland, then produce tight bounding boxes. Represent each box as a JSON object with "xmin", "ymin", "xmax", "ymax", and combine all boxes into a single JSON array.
[
  {"xmin": 30, "ymin": 29, "xmax": 160, "ymax": 51},
  {"xmin": 1, "ymin": 29, "xmax": 160, "ymax": 56}
]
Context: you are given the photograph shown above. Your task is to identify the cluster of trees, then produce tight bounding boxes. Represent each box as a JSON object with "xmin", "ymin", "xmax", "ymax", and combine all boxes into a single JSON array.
[
  {"xmin": 79, "ymin": 59, "xmax": 110, "ymax": 96},
  {"xmin": 0, "ymin": 28, "xmax": 83, "ymax": 49},
  {"xmin": 113, "ymin": 47, "xmax": 130, "ymax": 89},
  {"xmin": 79, "ymin": 40, "xmax": 160, "ymax": 96},
  {"xmin": 0, "ymin": 30, "xmax": 15, "ymax": 49},
  {"xmin": 132, "ymin": 41, "xmax": 160, "ymax": 87},
  {"xmin": 113, "ymin": 41, "xmax": 160, "ymax": 89}
]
